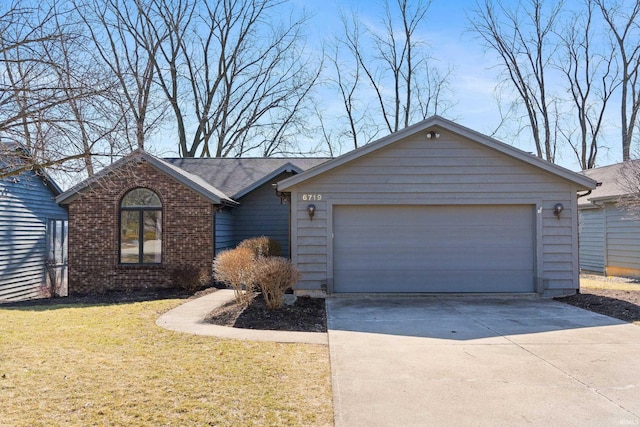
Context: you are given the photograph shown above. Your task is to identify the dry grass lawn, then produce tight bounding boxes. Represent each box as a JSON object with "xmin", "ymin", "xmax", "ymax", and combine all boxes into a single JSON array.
[
  {"xmin": 580, "ymin": 276, "xmax": 640, "ymax": 292},
  {"xmin": 0, "ymin": 298, "xmax": 333, "ymax": 426}
]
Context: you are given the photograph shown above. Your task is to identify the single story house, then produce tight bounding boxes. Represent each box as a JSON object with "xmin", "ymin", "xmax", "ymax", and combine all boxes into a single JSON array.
[
  {"xmin": 56, "ymin": 116, "xmax": 596, "ymax": 297},
  {"xmin": 55, "ymin": 152, "xmax": 327, "ymax": 294},
  {"xmin": 277, "ymin": 116, "xmax": 596, "ymax": 297},
  {"xmin": 0, "ymin": 156, "xmax": 68, "ymax": 302},
  {"xmin": 578, "ymin": 161, "xmax": 640, "ymax": 277}
]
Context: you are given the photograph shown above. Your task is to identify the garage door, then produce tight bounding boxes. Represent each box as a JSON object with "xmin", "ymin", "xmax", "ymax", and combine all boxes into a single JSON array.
[{"xmin": 333, "ymin": 205, "xmax": 535, "ymax": 293}]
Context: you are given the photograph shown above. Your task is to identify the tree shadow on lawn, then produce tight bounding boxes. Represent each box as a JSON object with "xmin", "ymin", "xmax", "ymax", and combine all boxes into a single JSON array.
[{"xmin": 0, "ymin": 287, "xmax": 215, "ymax": 311}]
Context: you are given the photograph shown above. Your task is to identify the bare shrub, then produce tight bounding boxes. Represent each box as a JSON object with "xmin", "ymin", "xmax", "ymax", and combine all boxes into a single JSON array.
[
  {"xmin": 212, "ymin": 247, "xmax": 256, "ymax": 305},
  {"xmin": 171, "ymin": 265, "xmax": 210, "ymax": 291},
  {"xmin": 253, "ymin": 257, "xmax": 300, "ymax": 310},
  {"xmin": 237, "ymin": 236, "xmax": 281, "ymax": 258}
]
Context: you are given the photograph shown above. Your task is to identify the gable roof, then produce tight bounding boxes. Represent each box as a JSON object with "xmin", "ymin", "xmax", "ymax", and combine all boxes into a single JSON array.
[
  {"xmin": 277, "ymin": 115, "xmax": 597, "ymax": 191},
  {"xmin": 55, "ymin": 150, "xmax": 330, "ymax": 205},
  {"xmin": 578, "ymin": 160, "xmax": 640, "ymax": 207},
  {"xmin": 163, "ymin": 157, "xmax": 329, "ymax": 199},
  {"xmin": 56, "ymin": 150, "xmax": 237, "ymax": 205}
]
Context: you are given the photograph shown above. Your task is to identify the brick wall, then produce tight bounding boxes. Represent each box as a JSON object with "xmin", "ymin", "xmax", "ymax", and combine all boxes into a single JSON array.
[{"xmin": 68, "ymin": 160, "xmax": 213, "ymax": 294}]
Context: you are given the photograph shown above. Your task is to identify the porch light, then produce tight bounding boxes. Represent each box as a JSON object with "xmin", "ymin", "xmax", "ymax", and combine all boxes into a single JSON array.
[
  {"xmin": 307, "ymin": 204, "xmax": 316, "ymax": 220},
  {"xmin": 553, "ymin": 203, "xmax": 564, "ymax": 219},
  {"xmin": 426, "ymin": 130, "xmax": 440, "ymax": 139}
]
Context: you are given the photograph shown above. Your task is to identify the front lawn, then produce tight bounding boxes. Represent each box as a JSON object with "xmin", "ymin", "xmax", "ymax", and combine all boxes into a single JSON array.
[{"xmin": 0, "ymin": 297, "xmax": 333, "ymax": 426}]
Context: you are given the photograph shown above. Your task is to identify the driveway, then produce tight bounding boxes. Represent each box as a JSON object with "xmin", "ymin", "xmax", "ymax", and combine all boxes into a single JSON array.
[{"xmin": 326, "ymin": 297, "xmax": 640, "ymax": 426}]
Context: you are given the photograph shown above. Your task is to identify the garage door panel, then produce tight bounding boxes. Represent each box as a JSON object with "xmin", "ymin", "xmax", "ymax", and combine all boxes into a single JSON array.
[
  {"xmin": 333, "ymin": 205, "xmax": 535, "ymax": 293},
  {"xmin": 334, "ymin": 246, "xmax": 534, "ymax": 269},
  {"xmin": 335, "ymin": 225, "xmax": 533, "ymax": 247},
  {"xmin": 334, "ymin": 205, "xmax": 530, "ymax": 226},
  {"xmin": 336, "ymin": 269, "xmax": 535, "ymax": 293}
]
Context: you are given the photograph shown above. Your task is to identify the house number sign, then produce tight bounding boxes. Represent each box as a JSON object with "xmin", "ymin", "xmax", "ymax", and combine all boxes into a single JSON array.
[{"xmin": 302, "ymin": 194, "xmax": 322, "ymax": 201}]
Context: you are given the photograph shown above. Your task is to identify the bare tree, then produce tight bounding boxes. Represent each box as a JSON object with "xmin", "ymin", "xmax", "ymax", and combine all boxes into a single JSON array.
[
  {"xmin": 470, "ymin": 0, "xmax": 563, "ymax": 162},
  {"xmin": 126, "ymin": 0, "xmax": 319, "ymax": 158},
  {"xmin": 76, "ymin": 0, "xmax": 167, "ymax": 153},
  {"xmin": 557, "ymin": 0, "xmax": 619, "ymax": 169},
  {"xmin": 0, "ymin": 1, "xmax": 114, "ymax": 179},
  {"xmin": 596, "ymin": 0, "xmax": 640, "ymax": 161},
  {"xmin": 325, "ymin": 26, "xmax": 380, "ymax": 150},
  {"xmin": 343, "ymin": 0, "xmax": 452, "ymax": 135},
  {"xmin": 323, "ymin": 0, "xmax": 452, "ymax": 152},
  {"xmin": 614, "ymin": 159, "xmax": 640, "ymax": 216}
]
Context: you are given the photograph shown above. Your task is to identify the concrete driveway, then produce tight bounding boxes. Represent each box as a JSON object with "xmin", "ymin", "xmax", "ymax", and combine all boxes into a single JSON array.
[{"xmin": 327, "ymin": 297, "xmax": 640, "ymax": 426}]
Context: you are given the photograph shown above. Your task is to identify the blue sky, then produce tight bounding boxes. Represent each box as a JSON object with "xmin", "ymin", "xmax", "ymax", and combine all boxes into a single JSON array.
[
  {"xmin": 148, "ymin": 0, "xmax": 624, "ymax": 172},
  {"xmin": 289, "ymin": 0, "xmax": 623, "ymax": 171}
]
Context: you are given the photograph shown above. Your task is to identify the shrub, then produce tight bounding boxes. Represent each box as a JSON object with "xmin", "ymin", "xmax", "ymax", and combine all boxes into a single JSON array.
[
  {"xmin": 171, "ymin": 265, "xmax": 210, "ymax": 291},
  {"xmin": 253, "ymin": 257, "xmax": 300, "ymax": 310},
  {"xmin": 237, "ymin": 236, "xmax": 281, "ymax": 258},
  {"xmin": 212, "ymin": 247, "xmax": 256, "ymax": 305}
]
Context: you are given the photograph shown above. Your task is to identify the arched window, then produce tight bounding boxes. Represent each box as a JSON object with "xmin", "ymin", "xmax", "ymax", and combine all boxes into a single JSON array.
[{"xmin": 119, "ymin": 188, "xmax": 162, "ymax": 264}]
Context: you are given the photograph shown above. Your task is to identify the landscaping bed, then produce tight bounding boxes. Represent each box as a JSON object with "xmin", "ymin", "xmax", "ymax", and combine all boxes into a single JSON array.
[
  {"xmin": 555, "ymin": 275, "xmax": 640, "ymax": 324},
  {"xmin": 205, "ymin": 293, "xmax": 327, "ymax": 332}
]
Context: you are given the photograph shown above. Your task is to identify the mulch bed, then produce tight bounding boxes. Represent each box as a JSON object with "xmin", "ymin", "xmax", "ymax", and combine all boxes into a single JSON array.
[
  {"xmin": 205, "ymin": 293, "xmax": 327, "ymax": 332},
  {"xmin": 555, "ymin": 288, "xmax": 640, "ymax": 323}
]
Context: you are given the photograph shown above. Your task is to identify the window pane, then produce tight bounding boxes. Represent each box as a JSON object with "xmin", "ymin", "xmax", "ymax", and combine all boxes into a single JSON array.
[
  {"xmin": 121, "ymin": 188, "xmax": 161, "ymax": 208},
  {"xmin": 120, "ymin": 211, "xmax": 140, "ymax": 263},
  {"xmin": 142, "ymin": 211, "xmax": 162, "ymax": 263}
]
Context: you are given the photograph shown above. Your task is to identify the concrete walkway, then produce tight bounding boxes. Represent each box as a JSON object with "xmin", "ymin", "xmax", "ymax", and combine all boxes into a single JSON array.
[
  {"xmin": 155, "ymin": 289, "xmax": 327, "ymax": 345},
  {"xmin": 327, "ymin": 297, "xmax": 640, "ymax": 427}
]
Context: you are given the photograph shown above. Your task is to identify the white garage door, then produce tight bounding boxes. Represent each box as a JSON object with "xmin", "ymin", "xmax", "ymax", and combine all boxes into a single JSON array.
[{"xmin": 333, "ymin": 205, "xmax": 535, "ymax": 293}]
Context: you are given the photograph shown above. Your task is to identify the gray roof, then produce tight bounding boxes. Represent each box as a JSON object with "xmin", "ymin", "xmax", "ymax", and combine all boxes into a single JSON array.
[
  {"xmin": 57, "ymin": 150, "xmax": 235, "ymax": 205},
  {"xmin": 56, "ymin": 151, "xmax": 330, "ymax": 205},
  {"xmin": 164, "ymin": 157, "xmax": 330, "ymax": 199},
  {"xmin": 579, "ymin": 160, "xmax": 640, "ymax": 207}
]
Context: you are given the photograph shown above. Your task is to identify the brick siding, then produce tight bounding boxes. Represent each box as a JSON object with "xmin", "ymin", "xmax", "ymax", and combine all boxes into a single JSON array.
[{"xmin": 68, "ymin": 160, "xmax": 213, "ymax": 294}]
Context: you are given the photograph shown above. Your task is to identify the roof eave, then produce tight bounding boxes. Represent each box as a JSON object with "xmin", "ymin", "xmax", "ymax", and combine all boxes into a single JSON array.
[
  {"xmin": 56, "ymin": 150, "xmax": 238, "ymax": 206},
  {"xmin": 278, "ymin": 116, "xmax": 598, "ymax": 191},
  {"xmin": 232, "ymin": 162, "xmax": 304, "ymax": 199}
]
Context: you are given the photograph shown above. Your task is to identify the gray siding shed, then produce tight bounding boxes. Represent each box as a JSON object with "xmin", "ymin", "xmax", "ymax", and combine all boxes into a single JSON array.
[
  {"xmin": 578, "ymin": 161, "xmax": 640, "ymax": 278},
  {"xmin": 1, "ymin": 171, "xmax": 68, "ymax": 301},
  {"xmin": 279, "ymin": 116, "xmax": 595, "ymax": 297},
  {"xmin": 578, "ymin": 208, "xmax": 606, "ymax": 273}
]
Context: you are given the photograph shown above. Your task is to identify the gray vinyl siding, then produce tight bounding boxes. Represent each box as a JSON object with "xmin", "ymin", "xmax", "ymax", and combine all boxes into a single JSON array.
[
  {"xmin": 605, "ymin": 205, "xmax": 640, "ymax": 271},
  {"xmin": 287, "ymin": 131, "xmax": 580, "ymax": 296},
  {"xmin": 578, "ymin": 208, "xmax": 605, "ymax": 273},
  {"xmin": 232, "ymin": 173, "xmax": 292, "ymax": 257},
  {"xmin": 0, "ymin": 172, "xmax": 67, "ymax": 302},
  {"xmin": 214, "ymin": 208, "xmax": 234, "ymax": 254}
]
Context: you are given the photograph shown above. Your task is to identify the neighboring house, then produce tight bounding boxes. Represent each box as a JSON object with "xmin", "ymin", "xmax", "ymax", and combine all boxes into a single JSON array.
[
  {"xmin": 578, "ymin": 161, "xmax": 640, "ymax": 277},
  {"xmin": 276, "ymin": 116, "xmax": 596, "ymax": 297},
  {"xmin": 0, "ymin": 166, "xmax": 68, "ymax": 302},
  {"xmin": 55, "ymin": 151, "xmax": 327, "ymax": 295}
]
